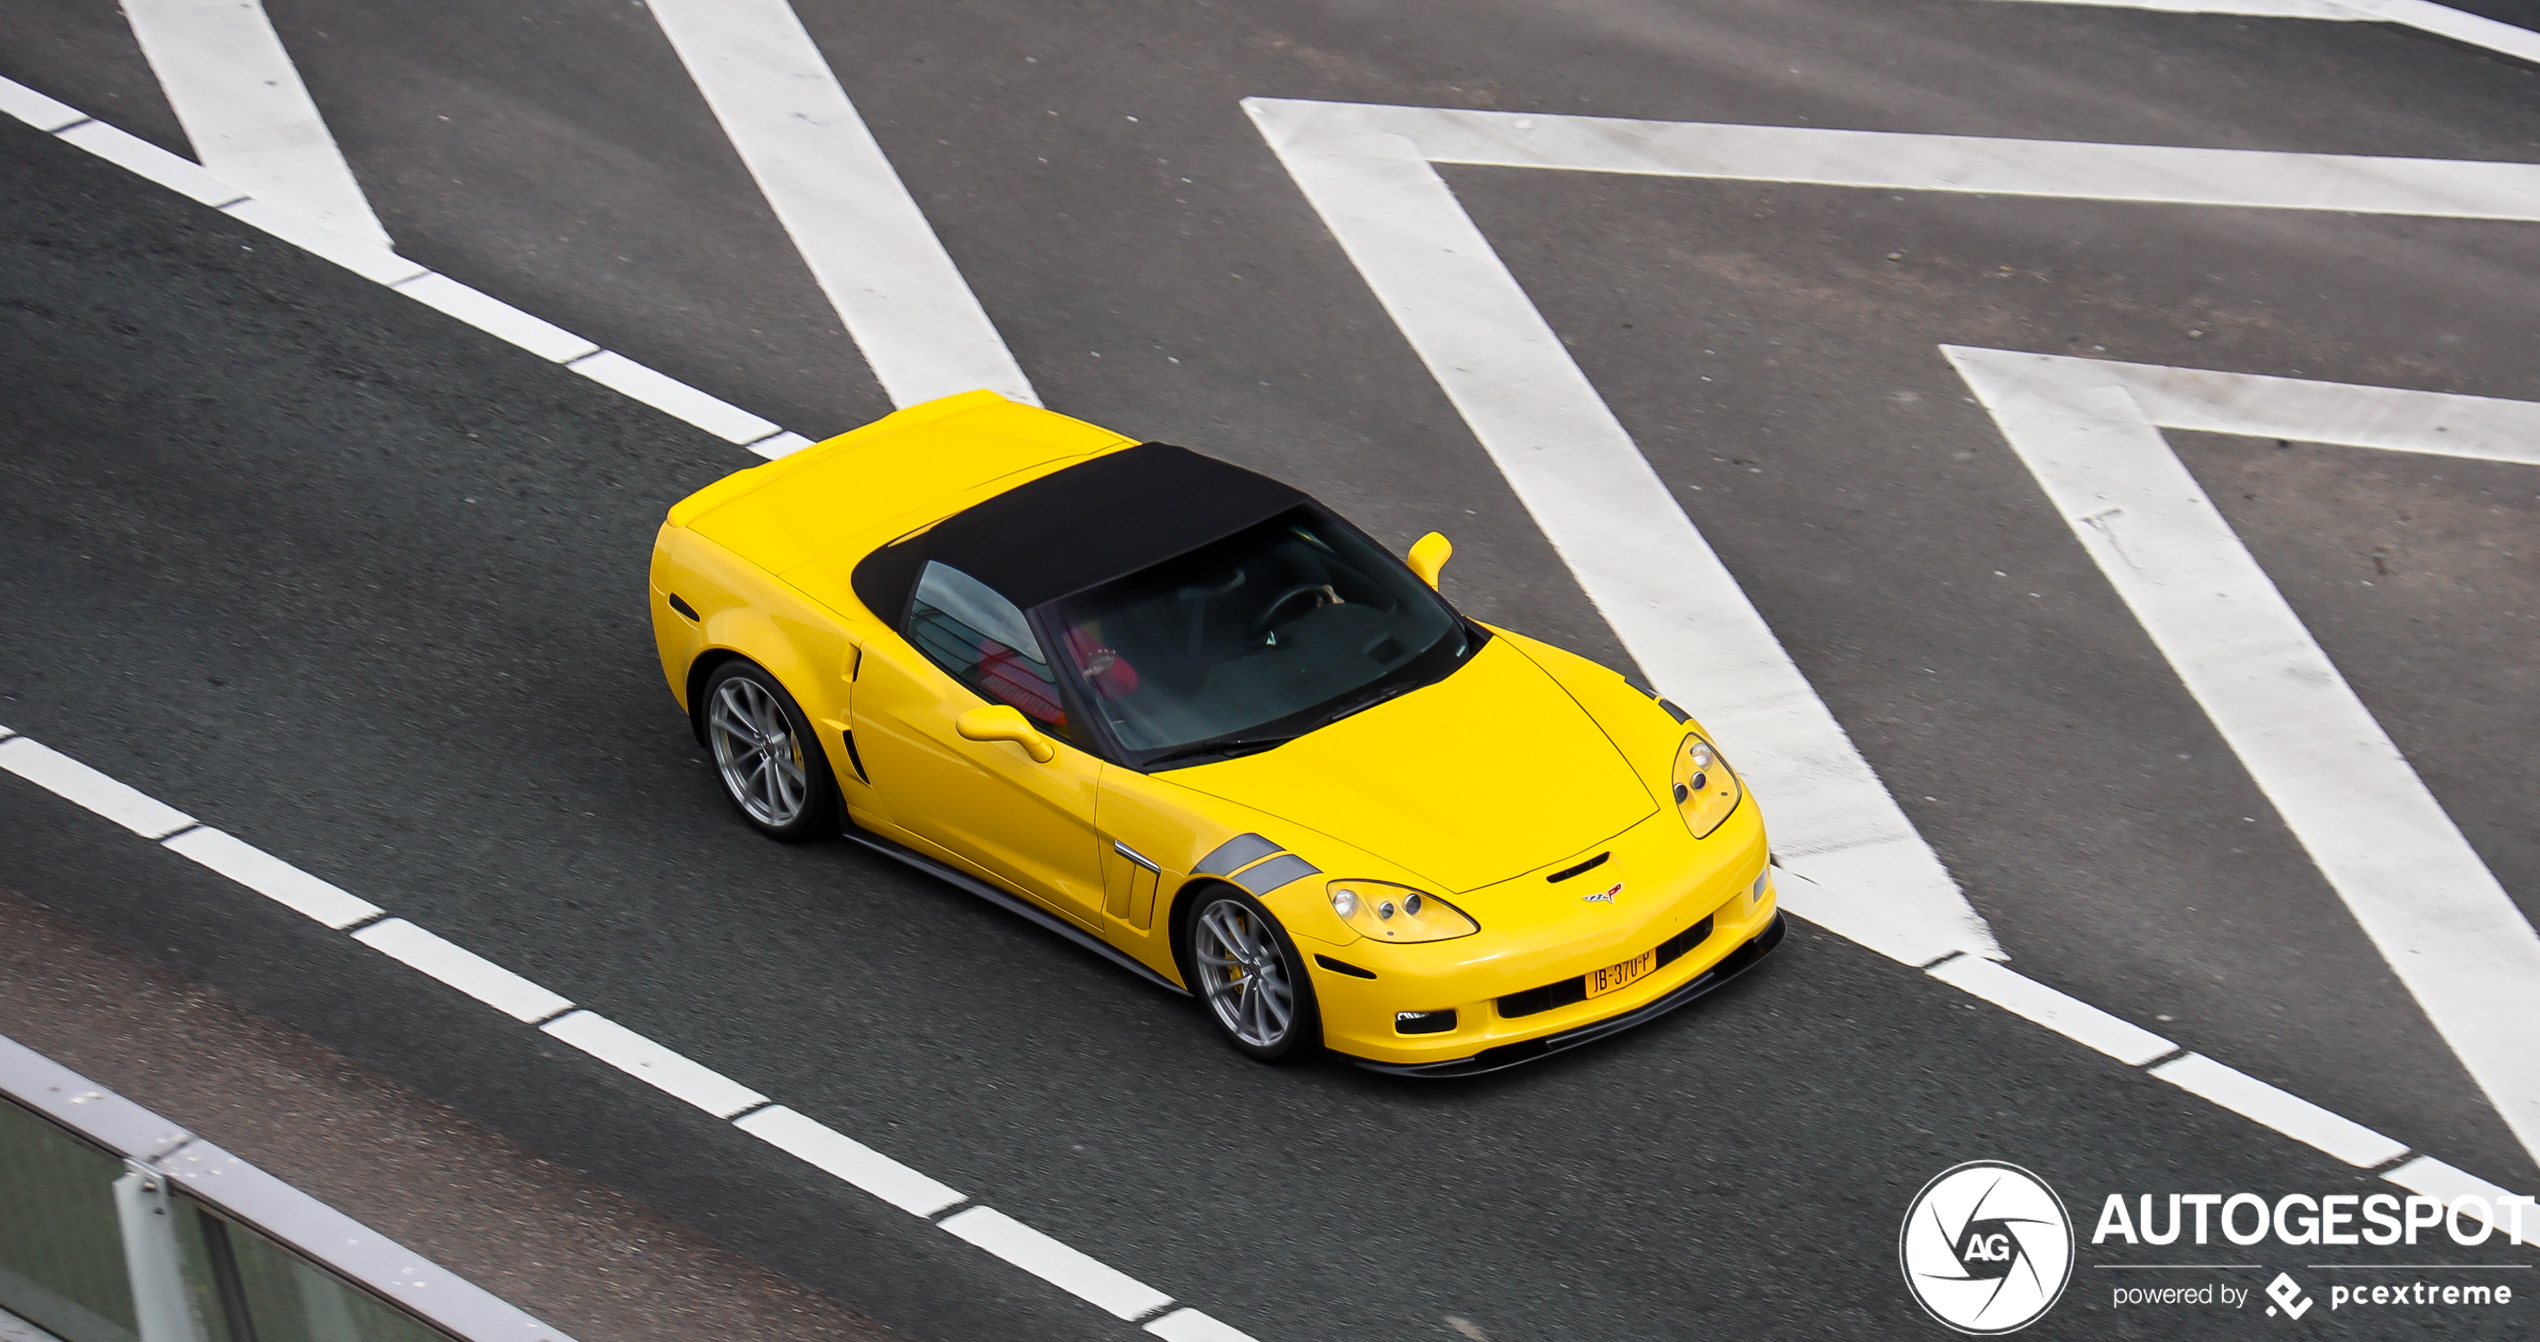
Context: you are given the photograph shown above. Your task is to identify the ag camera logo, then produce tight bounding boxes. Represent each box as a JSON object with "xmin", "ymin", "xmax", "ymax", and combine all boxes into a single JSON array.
[{"xmin": 1901, "ymin": 1161, "xmax": 2075, "ymax": 1334}]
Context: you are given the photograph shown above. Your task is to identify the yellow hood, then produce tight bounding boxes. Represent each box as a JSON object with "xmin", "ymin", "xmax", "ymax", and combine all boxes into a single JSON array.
[{"xmin": 1165, "ymin": 638, "xmax": 1657, "ymax": 893}]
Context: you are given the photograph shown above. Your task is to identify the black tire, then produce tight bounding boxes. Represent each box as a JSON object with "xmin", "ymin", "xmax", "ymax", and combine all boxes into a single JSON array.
[
  {"xmin": 1180, "ymin": 886, "xmax": 1321, "ymax": 1062},
  {"xmin": 700, "ymin": 660, "xmax": 836, "ymax": 842}
]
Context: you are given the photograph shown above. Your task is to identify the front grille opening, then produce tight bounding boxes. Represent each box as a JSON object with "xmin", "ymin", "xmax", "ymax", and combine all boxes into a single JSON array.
[
  {"xmin": 1497, "ymin": 915, "xmax": 1715, "ymax": 1019},
  {"xmin": 1653, "ymin": 915, "xmax": 1715, "ymax": 970}
]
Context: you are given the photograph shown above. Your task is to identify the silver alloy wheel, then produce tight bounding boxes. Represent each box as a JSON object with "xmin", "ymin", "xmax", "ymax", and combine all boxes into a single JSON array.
[
  {"xmin": 1194, "ymin": 899, "xmax": 1296, "ymax": 1048},
  {"xmin": 708, "ymin": 675, "xmax": 810, "ymax": 827}
]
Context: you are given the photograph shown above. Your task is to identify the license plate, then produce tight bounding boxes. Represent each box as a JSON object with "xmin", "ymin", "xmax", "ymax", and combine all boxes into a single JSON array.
[{"xmin": 1585, "ymin": 949, "xmax": 1658, "ymax": 999}]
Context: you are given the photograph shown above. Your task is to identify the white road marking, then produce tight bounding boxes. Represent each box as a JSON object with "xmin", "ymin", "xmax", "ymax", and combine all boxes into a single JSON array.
[
  {"xmin": 1977, "ymin": 0, "xmax": 2364, "ymax": 17},
  {"xmin": 54, "ymin": 116, "xmax": 246, "ymax": 207},
  {"xmin": 0, "ymin": 730, "xmax": 2525, "ymax": 1312},
  {"xmin": 747, "ymin": 431, "xmax": 816, "ymax": 459},
  {"xmin": 732, "ymin": 1105, "xmax": 966, "ymax": 1217},
  {"xmin": 0, "ymin": 77, "xmax": 86, "ymax": 131},
  {"xmin": 538, "ymin": 1010, "xmax": 770, "ymax": 1120},
  {"xmin": 0, "ymin": 736, "xmax": 194, "ymax": 838},
  {"xmin": 1251, "ymin": 100, "xmax": 2540, "ymax": 221},
  {"xmin": 2382, "ymin": 1156, "xmax": 2534, "ymax": 1234},
  {"xmin": 351, "ymin": 919, "xmax": 576, "ymax": 1023},
  {"xmin": 391, "ymin": 274, "xmax": 601, "ymax": 364},
  {"xmin": 1143, "ymin": 1309, "xmax": 1259, "ymax": 1342},
  {"xmin": 563, "ymin": 350, "xmax": 784, "ymax": 445},
  {"xmin": 121, "ymin": 0, "xmax": 390, "ymax": 247},
  {"xmin": 220, "ymin": 196, "xmax": 424, "ymax": 285},
  {"xmin": 1947, "ymin": 347, "xmax": 2540, "ymax": 1170},
  {"xmin": 2151, "ymin": 1054, "xmax": 2412, "ymax": 1168},
  {"xmin": 2340, "ymin": 0, "xmax": 2540, "ymax": 64},
  {"xmin": 1245, "ymin": 99, "xmax": 2003, "ymax": 966},
  {"xmin": 1983, "ymin": 0, "xmax": 2540, "ymax": 67},
  {"xmin": 3, "ymin": 77, "xmax": 820, "ymax": 461},
  {"xmin": 6, "ymin": 64, "xmax": 2529, "ymax": 1313},
  {"xmin": 645, "ymin": 0, "xmax": 1036, "ymax": 408},
  {"xmin": 1246, "ymin": 97, "xmax": 2540, "ymax": 1164},
  {"xmin": 161, "ymin": 827, "xmax": 383, "ymax": 930},
  {"xmin": 1927, "ymin": 955, "xmax": 2178, "ymax": 1066},
  {"xmin": 936, "ymin": 1207, "xmax": 1176, "ymax": 1320}
]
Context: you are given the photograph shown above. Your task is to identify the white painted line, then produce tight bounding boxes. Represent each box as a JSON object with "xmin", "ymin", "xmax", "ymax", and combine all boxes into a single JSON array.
[
  {"xmin": 1928, "ymin": 956, "xmax": 2178, "ymax": 1066},
  {"xmin": 744, "ymin": 431, "xmax": 816, "ymax": 460},
  {"xmin": 1246, "ymin": 96, "xmax": 2540, "ymax": 1163},
  {"xmin": 3, "ymin": 75, "xmax": 822, "ymax": 457},
  {"xmin": 351, "ymin": 919, "xmax": 575, "ymax": 1023},
  {"xmin": 0, "ymin": 737, "xmax": 195, "ymax": 838},
  {"xmin": 1244, "ymin": 99, "xmax": 2002, "ymax": 967},
  {"xmin": 0, "ymin": 77, "xmax": 87, "ymax": 132},
  {"xmin": 564, "ymin": 351, "xmax": 783, "ymax": 445},
  {"xmin": 731, "ymin": 1105, "xmax": 966, "ymax": 1217},
  {"xmin": 538, "ymin": 1011, "xmax": 768, "ymax": 1119},
  {"xmin": 2342, "ymin": 0, "xmax": 2540, "ymax": 65},
  {"xmin": 936, "ymin": 1207, "xmax": 1175, "ymax": 1321},
  {"xmin": 53, "ymin": 119, "xmax": 246, "ymax": 207},
  {"xmin": 1948, "ymin": 347, "xmax": 2540, "ymax": 1169},
  {"xmin": 1143, "ymin": 1308, "xmax": 1261, "ymax": 1342},
  {"xmin": 646, "ymin": 0, "xmax": 1037, "ymax": 408},
  {"xmin": 390, "ymin": 274, "xmax": 601, "ymax": 363},
  {"xmin": 220, "ymin": 197, "xmax": 426, "ymax": 286},
  {"xmin": 1984, "ymin": 0, "xmax": 2540, "ymax": 67},
  {"xmin": 1978, "ymin": 0, "xmax": 2365, "ymax": 17},
  {"xmin": 2065, "ymin": 357, "xmax": 2540, "ymax": 468},
  {"xmin": 161, "ymin": 827, "xmax": 383, "ymax": 929},
  {"xmin": 2381, "ymin": 1157, "xmax": 2535, "ymax": 1242},
  {"xmin": 2150, "ymin": 1054, "xmax": 2410, "ymax": 1167},
  {"xmin": 1249, "ymin": 100, "xmax": 2540, "ymax": 222},
  {"xmin": 121, "ymin": 0, "xmax": 390, "ymax": 247}
]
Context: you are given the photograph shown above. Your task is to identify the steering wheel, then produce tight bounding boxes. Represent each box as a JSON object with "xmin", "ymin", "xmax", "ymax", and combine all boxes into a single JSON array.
[{"xmin": 1253, "ymin": 583, "xmax": 1333, "ymax": 633}]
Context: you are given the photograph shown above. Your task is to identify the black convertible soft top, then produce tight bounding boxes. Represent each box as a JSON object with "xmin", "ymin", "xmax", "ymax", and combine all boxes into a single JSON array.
[{"xmin": 851, "ymin": 443, "xmax": 1308, "ymax": 622}]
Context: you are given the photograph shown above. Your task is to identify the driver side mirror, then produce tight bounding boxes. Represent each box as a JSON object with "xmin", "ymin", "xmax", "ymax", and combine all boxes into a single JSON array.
[
  {"xmin": 956, "ymin": 704, "xmax": 1058, "ymax": 763},
  {"xmin": 1407, "ymin": 532, "xmax": 1453, "ymax": 589}
]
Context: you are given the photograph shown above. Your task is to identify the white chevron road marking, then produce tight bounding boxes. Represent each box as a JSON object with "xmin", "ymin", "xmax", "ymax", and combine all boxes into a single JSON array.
[
  {"xmin": 1948, "ymin": 347, "xmax": 2540, "ymax": 1170},
  {"xmin": 647, "ymin": 0, "xmax": 1038, "ymax": 408},
  {"xmin": 121, "ymin": 0, "xmax": 389, "ymax": 247},
  {"xmin": 1245, "ymin": 96, "xmax": 2540, "ymax": 1165}
]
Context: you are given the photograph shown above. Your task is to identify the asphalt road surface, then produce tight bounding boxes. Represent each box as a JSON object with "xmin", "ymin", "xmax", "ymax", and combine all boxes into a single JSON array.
[{"xmin": 5, "ymin": 2, "xmax": 2538, "ymax": 1339}]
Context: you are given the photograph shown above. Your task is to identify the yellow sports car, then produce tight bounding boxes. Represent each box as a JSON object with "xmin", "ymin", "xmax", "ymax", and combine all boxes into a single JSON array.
[{"xmin": 649, "ymin": 392, "xmax": 1782, "ymax": 1075}]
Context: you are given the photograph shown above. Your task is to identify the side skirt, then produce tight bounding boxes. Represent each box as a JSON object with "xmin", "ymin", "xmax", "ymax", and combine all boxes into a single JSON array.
[{"xmin": 836, "ymin": 821, "xmax": 1192, "ymax": 999}]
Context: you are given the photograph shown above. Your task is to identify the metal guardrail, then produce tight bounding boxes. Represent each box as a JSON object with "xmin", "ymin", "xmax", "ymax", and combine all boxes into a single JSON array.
[{"xmin": 0, "ymin": 1030, "xmax": 574, "ymax": 1342}]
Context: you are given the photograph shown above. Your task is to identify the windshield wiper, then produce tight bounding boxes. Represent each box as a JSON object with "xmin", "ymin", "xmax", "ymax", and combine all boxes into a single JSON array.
[
  {"xmin": 1141, "ymin": 734, "xmax": 1295, "ymax": 767},
  {"xmin": 1310, "ymin": 677, "xmax": 1423, "ymax": 731}
]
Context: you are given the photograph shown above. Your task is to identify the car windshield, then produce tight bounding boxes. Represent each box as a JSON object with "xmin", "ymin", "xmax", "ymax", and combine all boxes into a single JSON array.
[{"xmin": 1040, "ymin": 506, "xmax": 1477, "ymax": 765}]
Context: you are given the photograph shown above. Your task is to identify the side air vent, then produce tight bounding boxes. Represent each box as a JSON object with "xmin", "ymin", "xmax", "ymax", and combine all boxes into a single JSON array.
[
  {"xmin": 667, "ymin": 593, "xmax": 701, "ymax": 622},
  {"xmin": 1315, "ymin": 955, "xmax": 1377, "ymax": 980}
]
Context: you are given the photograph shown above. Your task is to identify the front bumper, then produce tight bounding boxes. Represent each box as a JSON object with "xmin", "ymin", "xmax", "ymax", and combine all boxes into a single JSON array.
[{"xmin": 1349, "ymin": 911, "xmax": 1786, "ymax": 1078}]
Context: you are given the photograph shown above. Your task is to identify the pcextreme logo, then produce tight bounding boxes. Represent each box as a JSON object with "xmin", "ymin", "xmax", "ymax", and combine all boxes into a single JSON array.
[{"xmin": 1900, "ymin": 1161, "xmax": 2076, "ymax": 1334}]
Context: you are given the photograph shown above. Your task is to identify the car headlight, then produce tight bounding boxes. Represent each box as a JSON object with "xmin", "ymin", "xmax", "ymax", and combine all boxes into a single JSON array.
[
  {"xmin": 1327, "ymin": 881, "xmax": 1478, "ymax": 942},
  {"xmin": 1672, "ymin": 733, "xmax": 1743, "ymax": 838}
]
